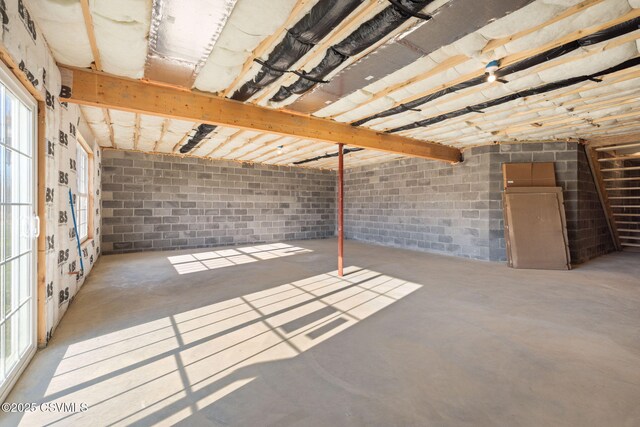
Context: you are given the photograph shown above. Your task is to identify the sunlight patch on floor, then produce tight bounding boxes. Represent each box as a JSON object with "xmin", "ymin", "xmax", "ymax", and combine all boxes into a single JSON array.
[
  {"xmin": 23, "ymin": 266, "xmax": 421, "ymax": 425},
  {"xmin": 168, "ymin": 244, "xmax": 313, "ymax": 275}
]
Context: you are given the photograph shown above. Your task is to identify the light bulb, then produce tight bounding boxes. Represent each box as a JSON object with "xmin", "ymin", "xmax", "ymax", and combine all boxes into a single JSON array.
[{"xmin": 485, "ymin": 60, "xmax": 500, "ymax": 83}]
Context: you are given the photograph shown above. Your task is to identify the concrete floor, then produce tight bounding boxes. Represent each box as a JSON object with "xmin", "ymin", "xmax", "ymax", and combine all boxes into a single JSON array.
[{"xmin": 2, "ymin": 239, "xmax": 639, "ymax": 426}]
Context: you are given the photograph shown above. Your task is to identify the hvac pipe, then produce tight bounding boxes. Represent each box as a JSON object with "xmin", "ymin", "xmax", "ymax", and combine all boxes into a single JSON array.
[{"xmin": 338, "ymin": 143, "xmax": 344, "ymax": 277}]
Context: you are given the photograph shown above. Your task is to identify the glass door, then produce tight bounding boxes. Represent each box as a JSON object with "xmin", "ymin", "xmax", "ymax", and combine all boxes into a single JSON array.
[{"xmin": 0, "ymin": 61, "xmax": 37, "ymax": 401}]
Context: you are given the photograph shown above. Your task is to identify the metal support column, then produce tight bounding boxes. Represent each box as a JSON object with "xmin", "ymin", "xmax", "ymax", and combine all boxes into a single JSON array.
[{"xmin": 338, "ymin": 143, "xmax": 344, "ymax": 277}]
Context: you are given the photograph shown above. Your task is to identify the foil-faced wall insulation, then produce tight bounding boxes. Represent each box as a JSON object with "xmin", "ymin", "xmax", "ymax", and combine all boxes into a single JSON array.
[
  {"xmin": 270, "ymin": 0, "xmax": 434, "ymax": 103},
  {"xmin": 230, "ymin": 0, "xmax": 364, "ymax": 102},
  {"xmin": 288, "ymin": 0, "xmax": 536, "ymax": 113},
  {"xmin": 146, "ymin": 0, "xmax": 237, "ymax": 86},
  {"xmin": 353, "ymin": 16, "xmax": 640, "ymax": 126}
]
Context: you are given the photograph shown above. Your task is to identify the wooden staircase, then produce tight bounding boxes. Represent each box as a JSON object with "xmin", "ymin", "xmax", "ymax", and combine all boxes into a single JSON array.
[{"xmin": 587, "ymin": 141, "xmax": 640, "ymax": 250}]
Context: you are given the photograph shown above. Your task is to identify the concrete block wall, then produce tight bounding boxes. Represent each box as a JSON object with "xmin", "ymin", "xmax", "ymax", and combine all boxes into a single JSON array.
[
  {"xmin": 486, "ymin": 142, "xmax": 615, "ymax": 263},
  {"xmin": 345, "ymin": 142, "xmax": 615, "ymax": 263},
  {"xmin": 101, "ymin": 151, "xmax": 336, "ymax": 254},
  {"xmin": 344, "ymin": 146, "xmax": 494, "ymax": 260}
]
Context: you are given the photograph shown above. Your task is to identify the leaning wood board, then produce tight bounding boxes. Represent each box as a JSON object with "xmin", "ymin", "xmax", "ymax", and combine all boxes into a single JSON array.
[{"xmin": 503, "ymin": 187, "xmax": 571, "ymax": 270}]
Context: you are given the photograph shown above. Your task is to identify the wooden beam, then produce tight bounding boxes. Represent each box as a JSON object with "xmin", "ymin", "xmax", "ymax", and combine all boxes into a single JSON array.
[
  {"xmin": 598, "ymin": 154, "xmax": 640, "ymax": 162},
  {"xmin": 102, "ymin": 108, "xmax": 114, "ymax": 148},
  {"xmin": 594, "ymin": 140, "xmax": 640, "ymax": 150},
  {"xmin": 154, "ymin": 119, "xmax": 169, "ymax": 152},
  {"xmin": 80, "ymin": 0, "xmax": 102, "ymax": 70},
  {"xmin": 133, "ymin": 113, "xmax": 141, "ymax": 150},
  {"xmin": 61, "ymin": 66, "xmax": 461, "ymax": 163}
]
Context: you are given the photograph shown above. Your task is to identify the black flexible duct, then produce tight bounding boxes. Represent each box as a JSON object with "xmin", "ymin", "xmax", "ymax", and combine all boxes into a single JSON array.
[
  {"xmin": 352, "ymin": 17, "xmax": 640, "ymax": 126},
  {"xmin": 387, "ymin": 56, "xmax": 640, "ymax": 133},
  {"xmin": 271, "ymin": 0, "xmax": 433, "ymax": 103},
  {"xmin": 231, "ymin": 0, "xmax": 364, "ymax": 102},
  {"xmin": 293, "ymin": 147, "xmax": 364, "ymax": 165},
  {"xmin": 179, "ymin": 124, "xmax": 217, "ymax": 154}
]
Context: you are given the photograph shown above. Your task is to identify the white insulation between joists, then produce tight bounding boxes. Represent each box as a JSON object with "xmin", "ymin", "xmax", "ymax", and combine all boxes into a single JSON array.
[
  {"xmin": 90, "ymin": 0, "xmax": 151, "ymax": 78},
  {"xmin": 24, "ymin": 0, "xmax": 93, "ymax": 67},
  {"xmin": 155, "ymin": 119, "xmax": 196, "ymax": 151},
  {"xmin": 109, "ymin": 110, "xmax": 136, "ymax": 149},
  {"xmin": 263, "ymin": 0, "xmax": 452, "ymax": 109},
  {"xmin": 80, "ymin": 106, "xmax": 111, "ymax": 146},
  {"xmin": 495, "ymin": 0, "xmax": 633, "ymax": 57},
  {"xmin": 316, "ymin": 0, "xmax": 637, "ymax": 123},
  {"xmin": 138, "ymin": 115, "xmax": 167, "ymax": 151},
  {"xmin": 227, "ymin": 133, "xmax": 282, "ymax": 159},
  {"xmin": 25, "ymin": 0, "xmax": 93, "ymax": 66},
  {"xmin": 193, "ymin": 0, "xmax": 306, "ymax": 93}
]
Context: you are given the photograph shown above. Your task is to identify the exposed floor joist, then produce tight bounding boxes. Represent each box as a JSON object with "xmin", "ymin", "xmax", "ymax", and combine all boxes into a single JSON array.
[
  {"xmin": 102, "ymin": 108, "xmax": 114, "ymax": 148},
  {"xmin": 589, "ymin": 132, "xmax": 640, "ymax": 147},
  {"xmin": 79, "ymin": 0, "xmax": 102, "ymax": 71},
  {"xmin": 60, "ymin": 66, "xmax": 462, "ymax": 163}
]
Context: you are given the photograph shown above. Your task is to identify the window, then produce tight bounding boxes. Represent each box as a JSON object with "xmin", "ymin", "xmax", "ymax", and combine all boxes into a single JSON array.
[
  {"xmin": 0, "ymin": 59, "xmax": 37, "ymax": 400},
  {"xmin": 76, "ymin": 144, "xmax": 89, "ymax": 242}
]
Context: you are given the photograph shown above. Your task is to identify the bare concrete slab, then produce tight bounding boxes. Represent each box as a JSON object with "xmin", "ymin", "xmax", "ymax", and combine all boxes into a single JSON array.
[{"xmin": 2, "ymin": 239, "xmax": 639, "ymax": 426}]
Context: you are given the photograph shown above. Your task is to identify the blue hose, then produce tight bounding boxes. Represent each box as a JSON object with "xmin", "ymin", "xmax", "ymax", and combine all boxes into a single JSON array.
[{"xmin": 68, "ymin": 188, "xmax": 85, "ymax": 273}]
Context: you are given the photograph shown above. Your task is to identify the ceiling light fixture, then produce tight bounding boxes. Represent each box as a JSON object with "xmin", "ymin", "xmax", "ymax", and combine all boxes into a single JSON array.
[
  {"xmin": 277, "ymin": 145, "xmax": 285, "ymax": 155},
  {"xmin": 485, "ymin": 60, "xmax": 500, "ymax": 83}
]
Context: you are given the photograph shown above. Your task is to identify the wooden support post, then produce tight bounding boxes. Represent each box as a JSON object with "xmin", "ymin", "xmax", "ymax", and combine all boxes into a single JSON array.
[{"xmin": 338, "ymin": 143, "xmax": 344, "ymax": 277}]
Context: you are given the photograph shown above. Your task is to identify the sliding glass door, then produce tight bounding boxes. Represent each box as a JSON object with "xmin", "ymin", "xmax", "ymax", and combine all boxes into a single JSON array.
[{"xmin": 0, "ymin": 61, "xmax": 37, "ymax": 400}]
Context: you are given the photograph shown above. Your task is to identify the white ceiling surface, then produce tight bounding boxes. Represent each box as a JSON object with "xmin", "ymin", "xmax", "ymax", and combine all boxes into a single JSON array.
[{"xmin": 30, "ymin": 0, "xmax": 640, "ymax": 170}]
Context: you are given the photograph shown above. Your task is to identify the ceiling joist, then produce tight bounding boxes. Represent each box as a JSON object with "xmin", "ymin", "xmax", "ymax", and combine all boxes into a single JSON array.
[
  {"xmin": 60, "ymin": 66, "xmax": 461, "ymax": 163},
  {"xmin": 79, "ymin": 0, "xmax": 102, "ymax": 71}
]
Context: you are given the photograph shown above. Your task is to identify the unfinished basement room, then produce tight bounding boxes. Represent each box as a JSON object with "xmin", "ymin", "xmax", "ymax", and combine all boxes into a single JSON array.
[{"xmin": 1, "ymin": 0, "xmax": 639, "ymax": 425}]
